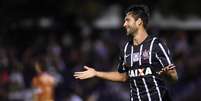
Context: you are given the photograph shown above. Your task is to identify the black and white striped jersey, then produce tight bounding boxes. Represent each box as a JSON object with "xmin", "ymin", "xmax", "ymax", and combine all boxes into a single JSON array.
[{"xmin": 118, "ymin": 35, "xmax": 175, "ymax": 101}]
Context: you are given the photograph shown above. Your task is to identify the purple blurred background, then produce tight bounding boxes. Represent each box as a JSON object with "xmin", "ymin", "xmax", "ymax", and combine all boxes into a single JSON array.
[{"xmin": 0, "ymin": 0, "xmax": 201, "ymax": 101}]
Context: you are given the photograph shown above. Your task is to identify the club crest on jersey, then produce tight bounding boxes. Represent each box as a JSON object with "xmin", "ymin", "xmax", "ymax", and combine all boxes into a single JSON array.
[
  {"xmin": 142, "ymin": 49, "xmax": 149, "ymax": 60},
  {"xmin": 128, "ymin": 67, "xmax": 152, "ymax": 77}
]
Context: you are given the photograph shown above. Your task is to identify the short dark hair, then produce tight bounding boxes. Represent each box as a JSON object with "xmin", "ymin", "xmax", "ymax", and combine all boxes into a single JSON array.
[{"xmin": 125, "ymin": 5, "xmax": 150, "ymax": 28}]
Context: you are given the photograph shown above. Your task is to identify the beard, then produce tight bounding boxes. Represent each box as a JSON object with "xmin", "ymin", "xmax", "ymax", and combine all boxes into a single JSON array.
[{"xmin": 126, "ymin": 27, "xmax": 137, "ymax": 37}]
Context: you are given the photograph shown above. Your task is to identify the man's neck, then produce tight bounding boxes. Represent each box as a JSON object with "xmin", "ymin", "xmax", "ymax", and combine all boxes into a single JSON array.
[{"xmin": 133, "ymin": 29, "xmax": 148, "ymax": 46}]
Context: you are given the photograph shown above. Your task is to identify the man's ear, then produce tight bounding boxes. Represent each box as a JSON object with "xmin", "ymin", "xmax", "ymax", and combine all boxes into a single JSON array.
[{"xmin": 136, "ymin": 18, "xmax": 143, "ymax": 26}]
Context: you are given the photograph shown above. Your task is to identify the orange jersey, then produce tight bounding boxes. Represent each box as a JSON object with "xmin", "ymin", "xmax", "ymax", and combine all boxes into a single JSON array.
[{"xmin": 32, "ymin": 73, "xmax": 55, "ymax": 101}]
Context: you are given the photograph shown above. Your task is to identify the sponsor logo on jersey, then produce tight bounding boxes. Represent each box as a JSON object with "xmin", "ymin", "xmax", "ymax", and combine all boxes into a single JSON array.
[{"xmin": 128, "ymin": 67, "xmax": 152, "ymax": 77}]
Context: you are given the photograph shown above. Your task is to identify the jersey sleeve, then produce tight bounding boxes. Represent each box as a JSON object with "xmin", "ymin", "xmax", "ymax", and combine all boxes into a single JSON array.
[
  {"xmin": 117, "ymin": 55, "xmax": 126, "ymax": 73},
  {"xmin": 154, "ymin": 39, "xmax": 175, "ymax": 68},
  {"xmin": 117, "ymin": 43, "xmax": 129, "ymax": 73}
]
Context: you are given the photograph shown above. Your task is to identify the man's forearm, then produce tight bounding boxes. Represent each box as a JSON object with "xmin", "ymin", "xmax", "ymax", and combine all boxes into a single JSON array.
[{"xmin": 95, "ymin": 71, "xmax": 127, "ymax": 82}]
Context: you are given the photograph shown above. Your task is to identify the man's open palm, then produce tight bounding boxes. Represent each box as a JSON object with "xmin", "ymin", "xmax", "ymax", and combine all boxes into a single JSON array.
[{"xmin": 74, "ymin": 66, "xmax": 96, "ymax": 80}]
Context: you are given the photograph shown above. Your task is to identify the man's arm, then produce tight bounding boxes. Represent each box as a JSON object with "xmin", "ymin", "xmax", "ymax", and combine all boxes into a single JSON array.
[
  {"xmin": 154, "ymin": 39, "xmax": 178, "ymax": 81},
  {"xmin": 74, "ymin": 66, "xmax": 128, "ymax": 82}
]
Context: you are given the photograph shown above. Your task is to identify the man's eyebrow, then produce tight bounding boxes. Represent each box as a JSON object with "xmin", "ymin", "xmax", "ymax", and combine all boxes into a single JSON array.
[{"xmin": 124, "ymin": 17, "xmax": 128, "ymax": 21}]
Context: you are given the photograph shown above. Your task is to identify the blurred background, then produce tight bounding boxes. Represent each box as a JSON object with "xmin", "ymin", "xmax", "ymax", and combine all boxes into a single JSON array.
[{"xmin": 0, "ymin": 0, "xmax": 201, "ymax": 101}]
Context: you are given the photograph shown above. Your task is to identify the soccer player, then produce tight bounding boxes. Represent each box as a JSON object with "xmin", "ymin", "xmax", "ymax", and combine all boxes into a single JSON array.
[
  {"xmin": 74, "ymin": 4, "xmax": 178, "ymax": 101},
  {"xmin": 32, "ymin": 61, "xmax": 55, "ymax": 101}
]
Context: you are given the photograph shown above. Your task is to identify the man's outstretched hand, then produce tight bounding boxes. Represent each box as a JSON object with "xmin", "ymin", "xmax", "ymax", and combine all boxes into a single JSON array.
[
  {"xmin": 157, "ymin": 64, "xmax": 175, "ymax": 75},
  {"xmin": 74, "ymin": 66, "xmax": 96, "ymax": 80},
  {"xmin": 156, "ymin": 64, "xmax": 178, "ymax": 81}
]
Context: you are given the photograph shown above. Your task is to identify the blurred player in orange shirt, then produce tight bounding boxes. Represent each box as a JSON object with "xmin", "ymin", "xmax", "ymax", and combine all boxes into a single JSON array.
[{"xmin": 32, "ymin": 61, "xmax": 55, "ymax": 101}]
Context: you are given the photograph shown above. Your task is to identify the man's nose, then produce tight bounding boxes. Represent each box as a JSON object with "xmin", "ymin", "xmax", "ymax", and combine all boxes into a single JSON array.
[{"xmin": 123, "ymin": 22, "xmax": 127, "ymax": 27}]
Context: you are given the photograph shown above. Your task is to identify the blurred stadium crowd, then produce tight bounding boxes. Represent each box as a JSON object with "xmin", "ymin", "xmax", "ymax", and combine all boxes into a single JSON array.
[{"xmin": 0, "ymin": 0, "xmax": 201, "ymax": 101}]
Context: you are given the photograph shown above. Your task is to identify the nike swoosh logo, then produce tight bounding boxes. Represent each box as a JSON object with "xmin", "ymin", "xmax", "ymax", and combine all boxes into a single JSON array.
[{"xmin": 125, "ymin": 54, "xmax": 131, "ymax": 58}]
